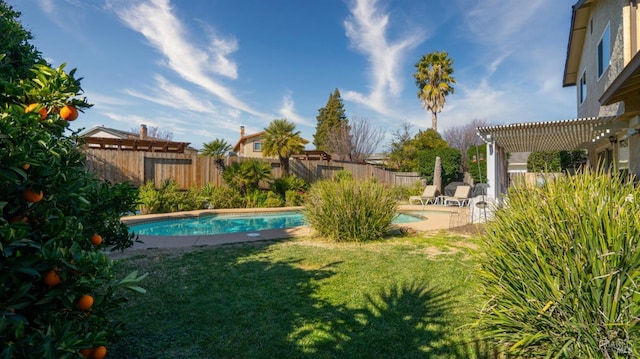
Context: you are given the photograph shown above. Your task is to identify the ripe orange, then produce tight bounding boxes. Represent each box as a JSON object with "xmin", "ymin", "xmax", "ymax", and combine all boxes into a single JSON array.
[
  {"xmin": 59, "ymin": 105, "xmax": 78, "ymax": 121},
  {"xmin": 25, "ymin": 103, "xmax": 47, "ymax": 120},
  {"xmin": 9, "ymin": 215, "xmax": 28, "ymax": 224},
  {"xmin": 91, "ymin": 346, "xmax": 107, "ymax": 359},
  {"xmin": 22, "ymin": 163, "xmax": 30, "ymax": 170},
  {"xmin": 22, "ymin": 188, "xmax": 43, "ymax": 203},
  {"xmin": 77, "ymin": 294, "xmax": 94, "ymax": 311},
  {"xmin": 43, "ymin": 270, "xmax": 61, "ymax": 287},
  {"xmin": 90, "ymin": 234, "xmax": 103, "ymax": 246},
  {"xmin": 79, "ymin": 348, "xmax": 93, "ymax": 358}
]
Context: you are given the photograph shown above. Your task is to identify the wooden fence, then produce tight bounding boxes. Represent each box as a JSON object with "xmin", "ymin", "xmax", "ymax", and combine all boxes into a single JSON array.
[{"xmin": 83, "ymin": 149, "xmax": 423, "ymax": 189}]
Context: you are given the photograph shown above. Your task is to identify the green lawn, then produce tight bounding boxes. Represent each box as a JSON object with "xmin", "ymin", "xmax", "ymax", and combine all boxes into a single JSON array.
[{"xmin": 109, "ymin": 229, "xmax": 490, "ymax": 358}]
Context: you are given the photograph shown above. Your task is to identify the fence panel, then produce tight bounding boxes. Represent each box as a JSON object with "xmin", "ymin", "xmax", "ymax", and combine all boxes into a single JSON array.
[{"xmin": 84, "ymin": 149, "xmax": 423, "ymax": 189}]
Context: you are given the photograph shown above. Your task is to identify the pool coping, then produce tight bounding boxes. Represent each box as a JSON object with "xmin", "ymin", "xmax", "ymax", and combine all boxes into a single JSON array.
[{"xmin": 119, "ymin": 205, "xmax": 467, "ymax": 251}]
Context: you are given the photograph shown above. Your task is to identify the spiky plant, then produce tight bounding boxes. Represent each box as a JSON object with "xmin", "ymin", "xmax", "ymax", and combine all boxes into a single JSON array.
[
  {"xmin": 478, "ymin": 169, "xmax": 640, "ymax": 358},
  {"xmin": 303, "ymin": 178, "xmax": 397, "ymax": 242}
]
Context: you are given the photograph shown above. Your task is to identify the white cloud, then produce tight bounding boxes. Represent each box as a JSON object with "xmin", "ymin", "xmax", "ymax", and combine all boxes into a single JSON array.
[
  {"xmin": 440, "ymin": 0, "xmax": 575, "ymax": 130},
  {"xmin": 278, "ymin": 92, "xmax": 315, "ymax": 127},
  {"xmin": 123, "ymin": 74, "xmax": 216, "ymax": 113},
  {"xmin": 108, "ymin": 0, "xmax": 268, "ymax": 118},
  {"xmin": 463, "ymin": 0, "xmax": 547, "ymax": 48},
  {"xmin": 36, "ymin": 0, "xmax": 54, "ymax": 14},
  {"xmin": 342, "ymin": 0, "xmax": 425, "ymax": 114}
]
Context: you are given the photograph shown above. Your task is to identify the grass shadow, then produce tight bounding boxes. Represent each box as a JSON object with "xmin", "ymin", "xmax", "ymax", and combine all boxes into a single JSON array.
[
  {"xmin": 298, "ymin": 281, "xmax": 455, "ymax": 358},
  {"xmin": 108, "ymin": 239, "xmax": 500, "ymax": 358}
]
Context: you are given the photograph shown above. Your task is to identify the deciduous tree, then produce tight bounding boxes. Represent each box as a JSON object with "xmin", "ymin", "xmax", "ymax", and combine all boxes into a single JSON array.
[
  {"xmin": 442, "ymin": 118, "xmax": 489, "ymax": 172},
  {"xmin": 130, "ymin": 125, "xmax": 174, "ymax": 140}
]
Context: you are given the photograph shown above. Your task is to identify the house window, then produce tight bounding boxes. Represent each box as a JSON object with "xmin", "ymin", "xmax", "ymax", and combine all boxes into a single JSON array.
[
  {"xmin": 253, "ymin": 141, "xmax": 262, "ymax": 152},
  {"xmin": 598, "ymin": 23, "xmax": 611, "ymax": 78},
  {"xmin": 579, "ymin": 70, "xmax": 587, "ymax": 104}
]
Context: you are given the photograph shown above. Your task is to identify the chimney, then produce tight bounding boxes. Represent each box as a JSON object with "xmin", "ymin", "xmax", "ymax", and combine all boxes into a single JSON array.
[
  {"xmin": 140, "ymin": 124, "xmax": 147, "ymax": 139},
  {"xmin": 240, "ymin": 125, "xmax": 245, "ymax": 137}
]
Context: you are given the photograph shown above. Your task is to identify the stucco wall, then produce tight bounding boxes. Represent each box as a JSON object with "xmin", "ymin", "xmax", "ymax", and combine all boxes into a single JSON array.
[
  {"xmin": 241, "ymin": 137, "xmax": 264, "ymax": 158},
  {"xmin": 577, "ymin": 0, "xmax": 625, "ymax": 118}
]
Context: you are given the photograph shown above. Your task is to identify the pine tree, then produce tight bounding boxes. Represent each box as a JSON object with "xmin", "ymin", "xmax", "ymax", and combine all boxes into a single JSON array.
[{"xmin": 313, "ymin": 88, "xmax": 348, "ymax": 150}]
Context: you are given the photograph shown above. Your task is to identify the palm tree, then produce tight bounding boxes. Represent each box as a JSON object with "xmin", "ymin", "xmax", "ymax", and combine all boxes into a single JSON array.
[
  {"xmin": 222, "ymin": 159, "xmax": 272, "ymax": 195},
  {"xmin": 413, "ymin": 51, "xmax": 456, "ymax": 132},
  {"xmin": 262, "ymin": 119, "xmax": 307, "ymax": 176},
  {"xmin": 200, "ymin": 139, "xmax": 232, "ymax": 171}
]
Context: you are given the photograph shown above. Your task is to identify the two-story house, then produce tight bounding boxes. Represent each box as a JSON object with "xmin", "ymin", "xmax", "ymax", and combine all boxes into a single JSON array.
[
  {"xmin": 477, "ymin": 0, "xmax": 640, "ymax": 200},
  {"xmin": 232, "ymin": 126, "xmax": 267, "ymax": 158},
  {"xmin": 564, "ymin": 0, "xmax": 640, "ymax": 173}
]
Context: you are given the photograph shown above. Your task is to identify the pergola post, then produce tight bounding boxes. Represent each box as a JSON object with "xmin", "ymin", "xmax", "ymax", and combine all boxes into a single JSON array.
[{"xmin": 485, "ymin": 139, "xmax": 500, "ymax": 200}]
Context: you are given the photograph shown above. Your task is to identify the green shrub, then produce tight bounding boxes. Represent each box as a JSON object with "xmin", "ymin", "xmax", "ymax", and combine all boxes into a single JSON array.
[
  {"xmin": 199, "ymin": 183, "xmax": 245, "ymax": 209},
  {"xmin": 527, "ymin": 150, "xmax": 587, "ymax": 173},
  {"xmin": 333, "ymin": 169, "xmax": 353, "ymax": 182},
  {"xmin": 417, "ymin": 148, "xmax": 461, "ymax": 185},
  {"xmin": 263, "ymin": 192, "xmax": 285, "ymax": 208},
  {"xmin": 285, "ymin": 189, "xmax": 305, "ymax": 206},
  {"xmin": 270, "ymin": 175, "xmax": 308, "ymax": 199},
  {"xmin": 155, "ymin": 180, "xmax": 183, "ymax": 213},
  {"xmin": 138, "ymin": 180, "xmax": 205, "ymax": 213},
  {"xmin": 177, "ymin": 186, "xmax": 204, "ymax": 211},
  {"xmin": 245, "ymin": 189, "xmax": 267, "ymax": 208},
  {"xmin": 467, "ymin": 144, "xmax": 487, "ymax": 183},
  {"xmin": 137, "ymin": 180, "xmax": 160, "ymax": 214},
  {"xmin": 478, "ymin": 170, "xmax": 640, "ymax": 357},
  {"xmin": 303, "ymin": 178, "xmax": 397, "ymax": 242},
  {"xmin": 389, "ymin": 181, "xmax": 424, "ymax": 201}
]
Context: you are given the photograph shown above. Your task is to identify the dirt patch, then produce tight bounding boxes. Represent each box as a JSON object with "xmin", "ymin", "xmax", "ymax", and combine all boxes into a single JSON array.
[{"xmin": 448, "ymin": 223, "xmax": 486, "ymax": 237}]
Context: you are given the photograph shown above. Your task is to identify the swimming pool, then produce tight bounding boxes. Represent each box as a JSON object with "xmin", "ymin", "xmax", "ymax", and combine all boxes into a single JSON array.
[{"xmin": 128, "ymin": 211, "xmax": 425, "ymax": 236}]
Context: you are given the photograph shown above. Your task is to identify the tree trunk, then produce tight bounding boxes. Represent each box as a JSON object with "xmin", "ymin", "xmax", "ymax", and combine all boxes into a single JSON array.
[
  {"xmin": 281, "ymin": 157, "xmax": 290, "ymax": 177},
  {"xmin": 431, "ymin": 111, "xmax": 438, "ymax": 131}
]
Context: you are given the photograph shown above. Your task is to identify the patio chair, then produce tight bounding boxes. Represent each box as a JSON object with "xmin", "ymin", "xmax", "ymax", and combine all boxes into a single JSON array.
[
  {"xmin": 408, "ymin": 185, "xmax": 439, "ymax": 205},
  {"xmin": 443, "ymin": 185, "xmax": 471, "ymax": 207}
]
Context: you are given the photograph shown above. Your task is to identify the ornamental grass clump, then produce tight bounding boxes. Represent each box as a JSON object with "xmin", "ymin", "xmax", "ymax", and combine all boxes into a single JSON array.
[
  {"xmin": 303, "ymin": 177, "xmax": 397, "ymax": 242},
  {"xmin": 478, "ymin": 170, "xmax": 640, "ymax": 358}
]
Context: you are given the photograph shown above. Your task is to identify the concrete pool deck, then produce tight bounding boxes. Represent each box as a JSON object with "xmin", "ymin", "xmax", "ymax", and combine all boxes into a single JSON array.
[{"xmin": 119, "ymin": 205, "xmax": 469, "ymax": 251}]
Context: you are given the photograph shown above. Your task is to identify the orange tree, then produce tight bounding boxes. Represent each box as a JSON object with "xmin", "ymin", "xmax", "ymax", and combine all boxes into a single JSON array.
[{"xmin": 0, "ymin": 63, "xmax": 145, "ymax": 358}]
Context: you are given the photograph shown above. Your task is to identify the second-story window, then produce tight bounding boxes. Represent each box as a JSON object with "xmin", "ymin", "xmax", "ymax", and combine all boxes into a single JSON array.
[
  {"xmin": 598, "ymin": 23, "xmax": 611, "ymax": 78},
  {"xmin": 580, "ymin": 70, "xmax": 587, "ymax": 104},
  {"xmin": 253, "ymin": 141, "xmax": 262, "ymax": 152}
]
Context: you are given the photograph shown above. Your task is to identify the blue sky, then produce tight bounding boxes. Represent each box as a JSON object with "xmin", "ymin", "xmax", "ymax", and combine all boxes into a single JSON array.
[{"xmin": 10, "ymin": 0, "xmax": 578, "ymax": 150}]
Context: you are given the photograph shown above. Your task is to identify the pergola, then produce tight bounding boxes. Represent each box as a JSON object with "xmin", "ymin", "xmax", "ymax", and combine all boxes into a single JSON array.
[
  {"xmin": 476, "ymin": 116, "xmax": 618, "ymax": 199},
  {"xmin": 82, "ymin": 137, "xmax": 191, "ymax": 153}
]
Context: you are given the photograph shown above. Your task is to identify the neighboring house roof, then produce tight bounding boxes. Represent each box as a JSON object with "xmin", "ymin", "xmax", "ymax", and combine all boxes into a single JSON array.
[
  {"xmin": 563, "ymin": 0, "xmax": 591, "ymax": 87},
  {"xmin": 80, "ymin": 126, "xmax": 139, "ymax": 139},
  {"xmin": 232, "ymin": 131, "xmax": 265, "ymax": 153}
]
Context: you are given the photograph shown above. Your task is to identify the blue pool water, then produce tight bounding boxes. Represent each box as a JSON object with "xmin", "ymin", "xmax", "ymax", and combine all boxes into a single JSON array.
[{"xmin": 129, "ymin": 212, "xmax": 425, "ymax": 236}]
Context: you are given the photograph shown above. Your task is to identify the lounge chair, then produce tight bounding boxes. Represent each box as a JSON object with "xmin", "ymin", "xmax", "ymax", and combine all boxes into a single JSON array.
[
  {"xmin": 409, "ymin": 185, "xmax": 439, "ymax": 205},
  {"xmin": 443, "ymin": 185, "xmax": 471, "ymax": 207}
]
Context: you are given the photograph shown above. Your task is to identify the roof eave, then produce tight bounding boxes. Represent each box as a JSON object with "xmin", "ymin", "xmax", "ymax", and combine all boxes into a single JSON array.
[
  {"xmin": 563, "ymin": 0, "xmax": 592, "ymax": 87},
  {"xmin": 600, "ymin": 50, "xmax": 640, "ymax": 105}
]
